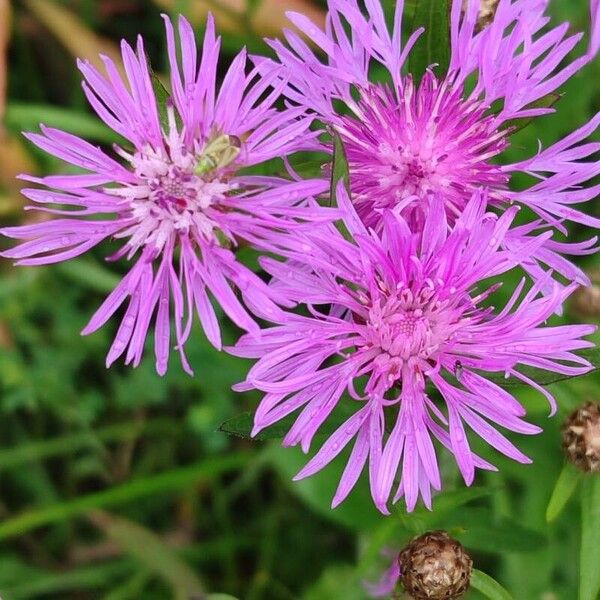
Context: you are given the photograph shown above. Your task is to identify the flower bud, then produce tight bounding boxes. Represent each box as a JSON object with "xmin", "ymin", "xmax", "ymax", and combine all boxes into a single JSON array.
[
  {"xmin": 399, "ymin": 530, "xmax": 472, "ymax": 600},
  {"xmin": 562, "ymin": 402, "xmax": 600, "ymax": 473}
]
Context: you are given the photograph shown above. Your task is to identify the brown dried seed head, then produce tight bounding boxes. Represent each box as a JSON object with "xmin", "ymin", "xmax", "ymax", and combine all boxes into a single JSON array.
[
  {"xmin": 462, "ymin": 0, "xmax": 500, "ymax": 31},
  {"xmin": 399, "ymin": 530, "xmax": 472, "ymax": 600},
  {"xmin": 569, "ymin": 271, "xmax": 600, "ymax": 319},
  {"xmin": 562, "ymin": 402, "xmax": 600, "ymax": 473}
]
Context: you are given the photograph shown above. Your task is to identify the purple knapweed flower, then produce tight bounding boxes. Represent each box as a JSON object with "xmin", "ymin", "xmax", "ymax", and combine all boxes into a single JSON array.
[
  {"xmin": 592, "ymin": 0, "xmax": 600, "ymax": 55},
  {"xmin": 0, "ymin": 15, "xmax": 331, "ymax": 375},
  {"xmin": 230, "ymin": 186, "xmax": 596, "ymax": 513},
  {"xmin": 260, "ymin": 0, "xmax": 600, "ymax": 286}
]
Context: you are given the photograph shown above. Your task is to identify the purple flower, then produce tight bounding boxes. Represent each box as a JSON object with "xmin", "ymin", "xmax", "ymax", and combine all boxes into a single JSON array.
[
  {"xmin": 591, "ymin": 0, "xmax": 600, "ymax": 56},
  {"xmin": 261, "ymin": 0, "xmax": 600, "ymax": 286},
  {"xmin": 1, "ymin": 15, "xmax": 330, "ymax": 375},
  {"xmin": 230, "ymin": 186, "xmax": 596, "ymax": 513},
  {"xmin": 363, "ymin": 550, "xmax": 400, "ymax": 598}
]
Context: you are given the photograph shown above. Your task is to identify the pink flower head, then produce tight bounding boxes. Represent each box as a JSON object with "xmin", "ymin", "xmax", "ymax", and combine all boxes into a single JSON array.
[
  {"xmin": 231, "ymin": 186, "xmax": 596, "ymax": 513},
  {"xmin": 1, "ymin": 15, "xmax": 331, "ymax": 375},
  {"xmin": 261, "ymin": 0, "xmax": 600, "ymax": 286}
]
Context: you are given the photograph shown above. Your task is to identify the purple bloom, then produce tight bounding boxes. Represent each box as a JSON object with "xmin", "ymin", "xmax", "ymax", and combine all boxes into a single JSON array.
[
  {"xmin": 261, "ymin": 0, "xmax": 600, "ymax": 286},
  {"xmin": 230, "ymin": 186, "xmax": 596, "ymax": 513},
  {"xmin": 1, "ymin": 15, "xmax": 331, "ymax": 375},
  {"xmin": 364, "ymin": 550, "xmax": 401, "ymax": 598},
  {"xmin": 592, "ymin": 0, "xmax": 600, "ymax": 56}
]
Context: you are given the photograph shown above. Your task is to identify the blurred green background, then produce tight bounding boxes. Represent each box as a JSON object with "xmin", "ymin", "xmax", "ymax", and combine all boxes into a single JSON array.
[{"xmin": 0, "ymin": 1, "xmax": 599, "ymax": 599}]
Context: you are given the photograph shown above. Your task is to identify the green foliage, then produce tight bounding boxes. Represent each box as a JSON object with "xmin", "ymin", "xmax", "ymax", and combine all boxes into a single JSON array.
[
  {"xmin": 580, "ymin": 477, "xmax": 600, "ymax": 600},
  {"xmin": 546, "ymin": 463, "xmax": 582, "ymax": 523},
  {"xmin": 408, "ymin": 0, "xmax": 451, "ymax": 81},
  {"xmin": 471, "ymin": 569, "xmax": 514, "ymax": 600}
]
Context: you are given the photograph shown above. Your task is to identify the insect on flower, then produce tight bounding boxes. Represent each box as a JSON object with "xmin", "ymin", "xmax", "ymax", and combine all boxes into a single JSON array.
[{"xmin": 194, "ymin": 134, "xmax": 242, "ymax": 176}]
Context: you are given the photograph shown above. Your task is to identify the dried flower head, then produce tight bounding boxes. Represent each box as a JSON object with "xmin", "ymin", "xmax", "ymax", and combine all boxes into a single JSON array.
[
  {"xmin": 399, "ymin": 531, "xmax": 472, "ymax": 600},
  {"xmin": 562, "ymin": 402, "xmax": 600, "ymax": 472},
  {"xmin": 1, "ymin": 15, "xmax": 331, "ymax": 374},
  {"xmin": 462, "ymin": 0, "xmax": 500, "ymax": 32}
]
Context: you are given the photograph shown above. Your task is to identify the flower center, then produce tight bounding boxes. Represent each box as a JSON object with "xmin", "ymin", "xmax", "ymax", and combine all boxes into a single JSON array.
[
  {"xmin": 367, "ymin": 290, "xmax": 436, "ymax": 362},
  {"xmin": 111, "ymin": 119, "xmax": 241, "ymax": 252},
  {"xmin": 150, "ymin": 165, "xmax": 202, "ymax": 213},
  {"xmin": 339, "ymin": 73, "xmax": 509, "ymax": 230},
  {"xmin": 359, "ymin": 283, "xmax": 462, "ymax": 386}
]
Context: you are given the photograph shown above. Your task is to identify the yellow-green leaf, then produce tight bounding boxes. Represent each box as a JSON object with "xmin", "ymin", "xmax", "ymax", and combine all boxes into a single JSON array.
[
  {"xmin": 546, "ymin": 462, "xmax": 582, "ymax": 522},
  {"xmin": 471, "ymin": 569, "xmax": 513, "ymax": 600}
]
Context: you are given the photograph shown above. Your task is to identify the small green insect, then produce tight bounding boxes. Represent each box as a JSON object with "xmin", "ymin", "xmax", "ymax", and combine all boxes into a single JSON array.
[{"xmin": 195, "ymin": 134, "xmax": 242, "ymax": 176}]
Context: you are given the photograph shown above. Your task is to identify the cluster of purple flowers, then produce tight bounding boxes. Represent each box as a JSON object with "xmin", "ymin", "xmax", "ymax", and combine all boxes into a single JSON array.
[{"xmin": 2, "ymin": 0, "xmax": 599, "ymax": 522}]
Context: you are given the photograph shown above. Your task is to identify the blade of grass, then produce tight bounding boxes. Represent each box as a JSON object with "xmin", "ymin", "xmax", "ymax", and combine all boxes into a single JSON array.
[
  {"xmin": 89, "ymin": 511, "xmax": 205, "ymax": 599},
  {"xmin": 546, "ymin": 463, "xmax": 582, "ymax": 522},
  {"xmin": 102, "ymin": 571, "xmax": 151, "ymax": 600},
  {"xmin": 0, "ymin": 418, "xmax": 177, "ymax": 471},
  {"xmin": 471, "ymin": 569, "xmax": 513, "ymax": 600},
  {"xmin": 1, "ymin": 537, "xmax": 254, "ymax": 598},
  {"xmin": 0, "ymin": 453, "xmax": 248, "ymax": 540},
  {"xmin": 580, "ymin": 476, "xmax": 600, "ymax": 600},
  {"xmin": 5, "ymin": 104, "xmax": 117, "ymax": 144},
  {"xmin": 0, "ymin": 561, "xmax": 133, "ymax": 599}
]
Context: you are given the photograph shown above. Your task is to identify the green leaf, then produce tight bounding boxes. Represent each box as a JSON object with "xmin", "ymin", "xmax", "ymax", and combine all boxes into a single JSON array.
[
  {"xmin": 220, "ymin": 401, "xmax": 358, "ymax": 442},
  {"xmin": 150, "ymin": 70, "xmax": 173, "ymax": 132},
  {"xmin": 330, "ymin": 129, "xmax": 350, "ymax": 204},
  {"xmin": 486, "ymin": 347, "xmax": 600, "ymax": 389},
  {"xmin": 546, "ymin": 463, "xmax": 582, "ymax": 522},
  {"xmin": 328, "ymin": 129, "xmax": 356, "ymax": 243},
  {"xmin": 55, "ymin": 258, "xmax": 121, "ymax": 294},
  {"xmin": 579, "ymin": 476, "xmax": 600, "ymax": 600},
  {"xmin": 408, "ymin": 0, "xmax": 451, "ymax": 82},
  {"xmin": 502, "ymin": 93, "xmax": 563, "ymax": 134},
  {"xmin": 0, "ymin": 453, "xmax": 248, "ymax": 540},
  {"xmin": 89, "ymin": 511, "xmax": 204, "ymax": 599},
  {"xmin": 219, "ymin": 411, "xmax": 287, "ymax": 441},
  {"xmin": 471, "ymin": 569, "xmax": 514, "ymax": 600}
]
